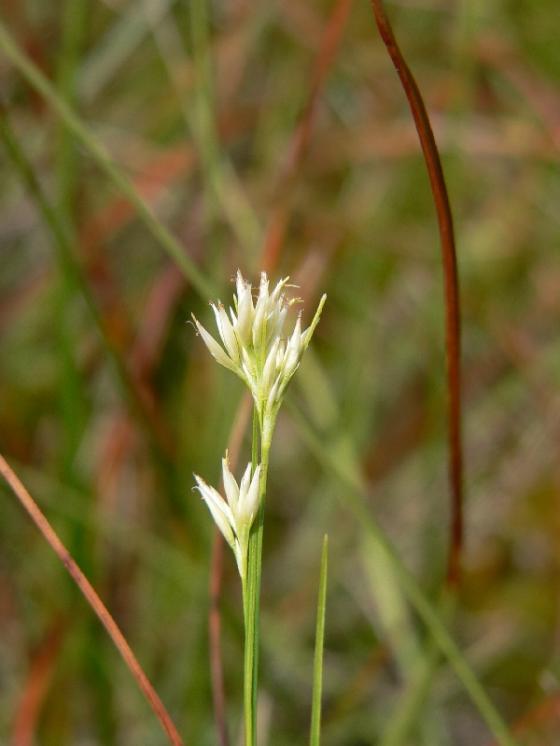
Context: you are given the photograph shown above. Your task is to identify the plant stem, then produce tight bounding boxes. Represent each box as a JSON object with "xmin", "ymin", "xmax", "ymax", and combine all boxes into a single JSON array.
[
  {"xmin": 310, "ymin": 535, "xmax": 329, "ymax": 746},
  {"xmin": 0, "ymin": 453, "xmax": 183, "ymax": 746},
  {"xmin": 242, "ymin": 411, "xmax": 271, "ymax": 746}
]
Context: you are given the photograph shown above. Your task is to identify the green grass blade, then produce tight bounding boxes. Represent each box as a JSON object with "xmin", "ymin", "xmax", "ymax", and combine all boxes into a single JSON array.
[
  {"xmin": 54, "ymin": 0, "xmax": 89, "ymax": 484},
  {"xmin": 288, "ymin": 404, "xmax": 518, "ymax": 746},
  {"xmin": 310, "ymin": 535, "xmax": 328, "ymax": 746},
  {"xmin": 0, "ymin": 19, "xmax": 214, "ymax": 300}
]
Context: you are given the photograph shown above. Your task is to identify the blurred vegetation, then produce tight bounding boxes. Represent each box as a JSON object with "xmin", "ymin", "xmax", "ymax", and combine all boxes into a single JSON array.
[{"xmin": 1, "ymin": 0, "xmax": 560, "ymax": 744}]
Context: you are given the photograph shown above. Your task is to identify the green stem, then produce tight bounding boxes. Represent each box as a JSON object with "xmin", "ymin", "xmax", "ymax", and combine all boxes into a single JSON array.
[
  {"xmin": 310, "ymin": 535, "xmax": 328, "ymax": 746},
  {"xmin": 54, "ymin": 0, "xmax": 89, "ymax": 512},
  {"xmin": 242, "ymin": 411, "xmax": 271, "ymax": 746}
]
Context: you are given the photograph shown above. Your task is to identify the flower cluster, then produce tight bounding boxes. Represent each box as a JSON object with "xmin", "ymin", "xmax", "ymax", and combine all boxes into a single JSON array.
[
  {"xmin": 193, "ymin": 271, "xmax": 326, "ymax": 427},
  {"xmin": 192, "ymin": 270, "xmax": 326, "ymax": 578},
  {"xmin": 194, "ymin": 454, "xmax": 261, "ymax": 578}
]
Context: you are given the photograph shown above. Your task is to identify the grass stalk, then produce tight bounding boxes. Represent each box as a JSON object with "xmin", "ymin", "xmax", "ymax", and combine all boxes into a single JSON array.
[
  {"xmin": 368, "ymin": 0, "xmax": 464, "ymax": 587},
  {"xmin": 241, "ymin": 411, "xmax": 271, "ymax": 746},
  {"xmin": 310, "ymin": 535, "xmax": 329, "ymax": 746},
  {"xmin": 0, "ymin": 453, "xmax": 183, "ymax": 746},
  {"xmin": 54, "ymin": 0, "xmax": 89, "ymax": 549}
]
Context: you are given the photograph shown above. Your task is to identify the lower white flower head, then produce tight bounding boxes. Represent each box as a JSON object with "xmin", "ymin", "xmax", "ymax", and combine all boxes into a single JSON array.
[
  {"xmin": 192, "ymin": 270, "xmax": 326, "ymax": 425},
  {"xmin": 194, "ymin": 452, "xmax": 261, "ymax": 579}
]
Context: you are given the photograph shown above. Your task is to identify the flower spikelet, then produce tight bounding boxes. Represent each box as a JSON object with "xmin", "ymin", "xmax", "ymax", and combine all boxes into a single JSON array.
[
  {"xmin": 192, "ymin": 270, "xmax": 326, "ymax": 422},
  {"xmin": 194, "ymin": 452, "xmax": 261, "ymax": 578}
]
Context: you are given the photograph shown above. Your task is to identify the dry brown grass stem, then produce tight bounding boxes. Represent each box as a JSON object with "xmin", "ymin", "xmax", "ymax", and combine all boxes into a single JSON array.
[
  {"xmin": 0, "ymin": 453, "xmax": 184, "ymax": 746},
  {"xmin": 369, "ymin": 0, "xmax": 464, "ymax": 587}
]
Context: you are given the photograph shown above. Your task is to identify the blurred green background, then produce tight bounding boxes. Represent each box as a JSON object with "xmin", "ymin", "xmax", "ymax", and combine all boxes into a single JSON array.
[{"xmin": 1, "ymin": 0, "xmax": 559, "ymax": 744}]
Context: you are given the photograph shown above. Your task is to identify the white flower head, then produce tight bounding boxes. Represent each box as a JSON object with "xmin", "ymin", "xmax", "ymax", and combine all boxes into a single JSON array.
[
  {"xmin": 194, "ymin": 452, "xmax": 261, "ymax": 578},
  {"xmin": 192, "ymin": 270, "xmax": 326, "ymax": 423}
]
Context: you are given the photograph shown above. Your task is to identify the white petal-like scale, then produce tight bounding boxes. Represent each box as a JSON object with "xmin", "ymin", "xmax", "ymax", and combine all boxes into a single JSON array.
[
  {"xmin": 269, "ymin": 276, "xmax": 288, "ymax": 305},
  {"xmin": 218, "ymin": 305, "xmax": 239, "ymax": 361},
  {"xmin": 252, "ymin": 291, "xmax": 268, "ymax": 349},
  {"xmin": 211, "ymin": 302, "xmax": 224, "ymax": 340},
  {"xmin": 287, "ymin": 315, "xmax": 302, "ymax": 355},
  {"xmin": 194, "ymin": 475, "xmax": 236, "ymax": 547},
  {"xmin": 242, "ymin": 464, "xmax": 261, "ymax": 522},
  {"xmin": 212, "ymin": 303, "xmax": 231, "ymax": 358},
  {"xmin": 273, "ymin": 305, "xmax": 287, "ymax": 339},
  {"xmin": 282, "ymin": 350, "xmax": 300, "ymax": 380},
  {"xmin": 193, "ymin": 317, "xmax": 237, "ymax": 372},
  {"xmin": 222, "ymin": 454, "xmax": 240, "ymax": 510},
  {"xmin": 235, "ymin": 272, "xmax": 254, "ymax": 344},
  {"xmin": 236, "ymin": 296, "xmax": 253, "ymax": 345},
  {"xmin": 266, "ymin": 374, "xmax": 282, "ymax": 412},
  {"xmin": 238, "ymin": 463, "xmax": 252, "ymax": 509},
  {"xmin": 261, "ymin": 338, "xmax": 279, "ymax": 396},
  {"xmin": 258, "ymin": 272, "xmax": 270, "ymax": 302}
]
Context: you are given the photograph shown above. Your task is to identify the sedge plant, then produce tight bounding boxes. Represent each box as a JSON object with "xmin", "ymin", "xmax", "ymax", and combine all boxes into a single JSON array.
[{"xmin": 192, "ymin": 270, "xmax": 326, "ymax": 745}]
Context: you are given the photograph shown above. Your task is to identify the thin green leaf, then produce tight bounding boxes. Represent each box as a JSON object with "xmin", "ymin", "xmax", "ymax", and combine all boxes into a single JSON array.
[{"xmin": 310, "ymin": 535, "xmax": 328, "ymax": 746}]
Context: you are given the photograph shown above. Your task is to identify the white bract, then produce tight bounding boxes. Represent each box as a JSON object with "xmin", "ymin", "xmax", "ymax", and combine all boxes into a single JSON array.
[
  {"xmin": 193, "ymin": 271, "xmax": 326, "ymax": 428},
  {"xmin": 194, "ymin": 453, "xmax": 261, "ymax": 578}
]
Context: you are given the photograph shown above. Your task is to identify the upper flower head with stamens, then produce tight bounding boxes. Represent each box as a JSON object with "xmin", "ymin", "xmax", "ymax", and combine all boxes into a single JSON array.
[{"xmin": 192, "ymin": 270, "xmax": 326, "ymax": 424}]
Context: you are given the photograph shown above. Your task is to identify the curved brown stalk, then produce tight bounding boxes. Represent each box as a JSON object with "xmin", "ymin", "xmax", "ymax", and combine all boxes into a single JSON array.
[
  {"xmin": 0, "ymin": 453, "xmax": 183, "ymax": 746},
  {"xmin": 369, "ymin": 0, "xmax": 463, "ymax": 587}
]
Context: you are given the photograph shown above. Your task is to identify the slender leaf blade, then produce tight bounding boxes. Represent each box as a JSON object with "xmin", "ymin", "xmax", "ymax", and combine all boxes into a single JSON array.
[{"xmin": 310, "ymin": 535, "xmax": 328, "ymax": 746}]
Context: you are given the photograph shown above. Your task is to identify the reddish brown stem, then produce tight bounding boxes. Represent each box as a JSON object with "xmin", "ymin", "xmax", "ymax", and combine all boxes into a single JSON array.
[
  {"xmin": 369, "ymin": 0, "xmax": 463, "ymax": 587},
  {"xmin": 0, "ymin": 453, "xmax": 184, "ymax": 746}
]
